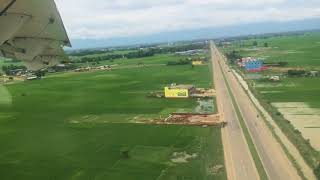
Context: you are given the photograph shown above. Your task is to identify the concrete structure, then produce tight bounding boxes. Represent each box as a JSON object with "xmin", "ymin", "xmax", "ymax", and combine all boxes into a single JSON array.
[
  {"xmin": 310, "ymin": 71, "xmax": 319, "ymax": 77},
  {"xmin": 192, "ymin": 60, "xmax": 204, "ymax": 65},
  {"xmin": 175, "ymin": 49, "xmax": 207, "ymax": 56},
  {"xmin": 269, "ymin": 76, "xmax": 280, "ymax": 81},
  {"xmin": 26, "ymin": 75, "xmax": 37, "ymax": 81},
  {"xmin": 164, "ymin": 84, "xmax": 195, "ymax": 98}
]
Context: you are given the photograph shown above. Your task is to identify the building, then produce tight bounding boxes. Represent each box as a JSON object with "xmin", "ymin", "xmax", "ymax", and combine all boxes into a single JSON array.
[
  {"xmin": 238, "ymin": 57, "xmax": 268, "ymax": 72},
  {"xmin": 192, "ymin": 60, "xmax": 204, "ymax": 65},
  {"xmin": 175, "ymin": 49, "xmax": 207, "ymax": 56},
  {"xmin": 26, "ymin": 75, "xmax": 37, "ymax": 81},
  {"xmin": 269, "ymin": 76, "xmax": 280, "ymax": 81},
  {"xmin": 310, "ymin": 71, "xmax": 319, "ymax": 77},
  {"xmin": 164, "ymin": 84, "xmax": 195, "ymax": 98}
]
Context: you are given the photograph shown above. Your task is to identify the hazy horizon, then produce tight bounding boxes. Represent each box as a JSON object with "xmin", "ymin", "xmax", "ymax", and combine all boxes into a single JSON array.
[
  {"xmin": 68, "ymin": 19, "xmax": 320, "ymax": 50},
  {"xmin": 54, "ymin": 0, "xmax": 320, "ymax": 49}
]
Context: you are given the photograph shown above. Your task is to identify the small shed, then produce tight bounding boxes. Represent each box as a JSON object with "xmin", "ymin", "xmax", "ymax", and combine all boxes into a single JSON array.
[{"xmin": 269, "ymin": 76, "xmax": 280, "ymax": 82}]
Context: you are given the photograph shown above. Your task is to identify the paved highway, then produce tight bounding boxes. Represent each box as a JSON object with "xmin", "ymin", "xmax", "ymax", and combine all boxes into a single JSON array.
[
  {"xmin": 211, "ymin": 41, "xmax": 301, "ymax": 180},
  {"xmin": 211, "ymin": 42, "xmax": 260, "ymax": 180}
]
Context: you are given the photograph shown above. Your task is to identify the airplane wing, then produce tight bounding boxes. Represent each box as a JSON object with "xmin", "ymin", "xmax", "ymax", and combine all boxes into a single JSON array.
[{"xmin": 0, "ymin": 0, "xmax": 71, "ymax": 70}]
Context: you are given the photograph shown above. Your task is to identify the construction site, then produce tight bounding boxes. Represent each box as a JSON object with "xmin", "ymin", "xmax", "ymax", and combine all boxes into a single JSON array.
[
  {"xmin": 150, "ymin": 113, "xmax": 225, "ymax": 127},
  {"xmin": 145, "ymin": 84, "xmax": 224, "ymax": 126}
]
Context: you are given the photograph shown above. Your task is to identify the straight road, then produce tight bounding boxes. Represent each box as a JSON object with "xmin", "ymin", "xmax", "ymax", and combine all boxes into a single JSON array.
[
  {"xmin": 211, "ymin": 41, "xmax": 301, "ymax": 180},
  {"xmin": 211, "ymin": 42, "xmax": 260, "ymax": 180}
]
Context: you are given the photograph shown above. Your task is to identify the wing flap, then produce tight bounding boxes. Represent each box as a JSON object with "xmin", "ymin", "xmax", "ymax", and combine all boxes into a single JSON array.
[{"xmin": 0, "ymin": 0, "xmax": 71, "ymax": 70}]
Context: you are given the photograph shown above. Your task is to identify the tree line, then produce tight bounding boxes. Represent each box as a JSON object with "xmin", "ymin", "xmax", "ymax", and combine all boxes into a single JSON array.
[
  {"xmin": 74, "ymin": 50, "xmax": 155, "ymax": 63},
  {"xmin": 167, "ymin": 59, "xmax": 191, "ymax": 66},
  {"xmin": 225, "ymin": 50, "xmax": 242, "ymax": 64},
  {"xmin": 150, "ymin": 43, "xmax": 208, "ymax": 54},
  {"xmin": 73, "ymin": 43, "xmax": 208, "ymax": 64}
]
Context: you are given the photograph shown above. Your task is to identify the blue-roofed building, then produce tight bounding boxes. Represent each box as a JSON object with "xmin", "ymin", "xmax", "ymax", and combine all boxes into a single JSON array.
[
  {"xmin": 244, "ymin": 59, "xmax": 263, "ymax": 70},
  {"xmin": 238, "ymin": 57, "xmax": 267, "ymax": 72}
]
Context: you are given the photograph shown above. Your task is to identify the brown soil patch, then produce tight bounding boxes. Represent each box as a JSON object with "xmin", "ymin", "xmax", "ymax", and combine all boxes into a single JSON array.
[
  {"xmin": 171, "ymin": 152, "xmax": 198, "ymax": 163},
  {"xmin": 192, "ymin": 88, "xmax": 216, "ymax": 98},
  {"xmin": 272, "ymin": 102, "xmax": 320, "ymax": 150},
  {"xmin": 150, "ymin": 113, "xmax": 225, "ymax": 126}
]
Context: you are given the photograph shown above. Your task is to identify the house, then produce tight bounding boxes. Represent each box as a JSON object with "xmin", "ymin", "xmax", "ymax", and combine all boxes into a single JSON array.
[
  {"xmin": 164, "ymin": 84, "xmax": 195, "ymax": 98},
  {"xmin": 269, "ymin": 76, "xmax": 280, "ymax": 81},
  {"xmin": 310, "ymin": 71, "xmax": 319, "ymax": 77},
  {"xmin": 192, "ymin": 60, "xmax": 204, "ymax": 65},
  {"xmin": 175, "ymin": 49, "xmax": 207, "ymax": 56}
]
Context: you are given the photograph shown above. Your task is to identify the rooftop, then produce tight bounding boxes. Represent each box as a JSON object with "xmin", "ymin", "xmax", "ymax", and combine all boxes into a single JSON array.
[{"xmin": 168, "ymin": 84, "xmax": 195, "ymax": 89}]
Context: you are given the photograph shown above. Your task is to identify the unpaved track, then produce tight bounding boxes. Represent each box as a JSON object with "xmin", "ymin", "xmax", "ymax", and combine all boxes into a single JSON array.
[
  {"xmin": 211, "ymin": 43, "xmax": 260, "ymax": 180},
  {"xmin": 211, "ymin": 42, "xmax": 301, "ymax": 180}
]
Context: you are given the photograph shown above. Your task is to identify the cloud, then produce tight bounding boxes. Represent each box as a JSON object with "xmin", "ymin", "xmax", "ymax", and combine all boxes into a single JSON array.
[{"xmin": 55, "ymin": 0, "xmax": 320, "ymax": 39}]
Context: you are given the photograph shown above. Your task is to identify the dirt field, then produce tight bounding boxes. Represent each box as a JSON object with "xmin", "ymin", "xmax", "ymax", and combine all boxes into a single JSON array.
[
  {"xmin": 149, "ymin": 113, "xmax": 224, "ymax": 126},
  {"xmin": 272, "ymin": 102, "xmax": 320, "ymax": 150}
]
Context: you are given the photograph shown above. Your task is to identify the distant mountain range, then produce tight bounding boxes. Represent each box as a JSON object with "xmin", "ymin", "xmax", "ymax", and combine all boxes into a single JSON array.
[{"xmin": 70, "ymin": 18, "xmax": 320, "ymax": 50}]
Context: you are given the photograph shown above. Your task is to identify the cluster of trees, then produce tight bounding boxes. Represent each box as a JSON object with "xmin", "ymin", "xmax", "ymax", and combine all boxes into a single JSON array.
[
  {"xmin": 287, "ymin": 70, "xmax": 306, "ymax": 77},
  {"xmin": 77, "ymin": 54, "xmax": 123, "ymax": 63},
  {"xmin": 225, "ymin": 50, "xmax": 242, "ymax": 64},
  {"xmin": 69, "ymin": 50, "xmax": 114, "ymax": 56},
  {"xmin": 126, "ymin": 50, "xmax": 155, "ymax": 59},
  {"xmin": 252, "ymin": 41, "xmax": 269, "ymax": 47},
  {"xmin": 67, "ymin": 43, "xmax": 209, "ymax": 65},
  {"xmin": 1, "ymin": 65, "xmax": 27, "ymax": 75},
  {"xmin": 315, "ymin": 164, "xmax": 320, "ymax": 180},
  {"xmin": 71, "ymin": 43, "xmax": 208, "ymax": 61},
  {"xmin": 167, "ymin": 59, "xmax": 190, "ymax": 66},
  {"xmin": 34, "ymin": 70, "xmax": 46, "ymax": 78}
]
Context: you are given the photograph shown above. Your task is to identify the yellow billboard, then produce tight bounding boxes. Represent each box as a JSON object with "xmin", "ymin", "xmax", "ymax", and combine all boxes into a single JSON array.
[
  {"xmin": 164, "ymin": 87, "xmax": 189, "ymax": 98},
  {"xmin": 192, "ymin": 60, "xmax": 204, "ymax": 65}
]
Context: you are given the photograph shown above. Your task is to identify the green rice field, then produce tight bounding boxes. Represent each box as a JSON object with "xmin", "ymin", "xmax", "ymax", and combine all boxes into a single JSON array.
[{"xmin": 0, "ymin": 54, "xmax": 226, "ymax": 180}]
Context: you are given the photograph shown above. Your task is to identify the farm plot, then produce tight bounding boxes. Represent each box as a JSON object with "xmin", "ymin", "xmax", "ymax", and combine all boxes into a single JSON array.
[
  {"xmin": 0, "ymin": 54, "xmax": 226, "ymax": 180},
  {"xmin": 257, "ymin": 78, "xmax": 320, "ymax": 151},
  {"xmin": 272, "ymin": 102, "xmax": 320, "ymax": 150},
  {"xmin": 224, "ymin": 32, "xmax": 320, "ymax": 68},
  {"xmin": 0, "ymin": 85, "xmax": 12, "ymax": 106}
]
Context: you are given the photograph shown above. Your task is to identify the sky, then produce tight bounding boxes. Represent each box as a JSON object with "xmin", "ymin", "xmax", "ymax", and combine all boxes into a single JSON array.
[{"xmin": 55, "ymin": 0, "xmax": 320, "ymax": 42}]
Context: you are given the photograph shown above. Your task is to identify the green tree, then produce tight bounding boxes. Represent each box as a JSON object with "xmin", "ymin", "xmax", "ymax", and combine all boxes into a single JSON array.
[
  {"xmin": 226, "ymin": 50, "xmax": 242, "ymax": 64},
  {"xmin": 253, "ymin": 41, "xmax": 258, "ymax": 46},
  {"xmin": 264, "ymin": 42, "xmax": 269, "ymax": 47},
  {"xmin": 35, "ymin": 70, "xmax": 46, "ymax": 78}
]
